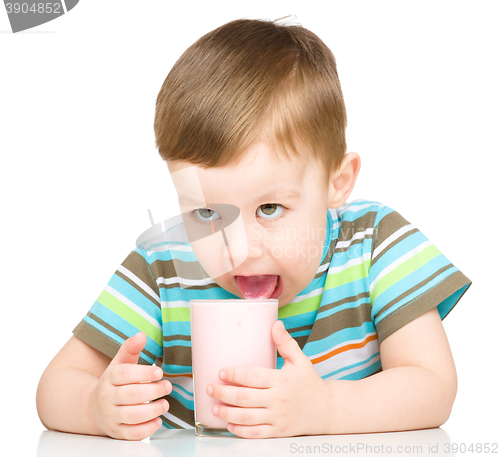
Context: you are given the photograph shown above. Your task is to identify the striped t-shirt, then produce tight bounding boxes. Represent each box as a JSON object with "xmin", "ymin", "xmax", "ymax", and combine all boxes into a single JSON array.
[{"xmin": 73, "ymin": 199, "xmax": 471, "ymax": 429}]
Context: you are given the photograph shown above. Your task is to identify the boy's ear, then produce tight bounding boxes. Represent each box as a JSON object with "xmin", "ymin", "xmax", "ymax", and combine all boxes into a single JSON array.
[{"xmin": 327, "ymin": 152, "xmax": 361, "ymax": 208}]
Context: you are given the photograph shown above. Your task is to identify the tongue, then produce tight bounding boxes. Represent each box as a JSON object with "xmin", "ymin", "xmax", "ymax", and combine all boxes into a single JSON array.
[{"xmin": 236, "ymin": 275, "xmax": 278, "ymax": 299}]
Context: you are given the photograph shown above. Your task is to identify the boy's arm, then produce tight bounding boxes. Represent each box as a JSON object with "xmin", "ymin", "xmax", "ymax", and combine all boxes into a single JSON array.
[
  {"xmin": 324, "ymin": 307, "xmax": 458, "ymax": 434},
  {"xmin": 36, "ymin": 336, "xmax": 111, "ymax": 436},
  {"xmin": 209, "ymin": 307, "xmax": 457, "ymax": 438},
  {"xmin": 36, "ymin": 333, "xmax": 171, "ymax": 440}
]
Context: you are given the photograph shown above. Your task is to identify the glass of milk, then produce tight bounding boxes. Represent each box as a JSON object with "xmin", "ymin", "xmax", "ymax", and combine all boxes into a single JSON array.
[{"xmin": 190, "ymin": 299, "xmax": 278, "ymax": 437}]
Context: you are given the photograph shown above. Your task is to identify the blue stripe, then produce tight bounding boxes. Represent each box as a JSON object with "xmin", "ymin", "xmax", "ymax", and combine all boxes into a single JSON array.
[
  {"xmin": 339, "ymin": 201, "xmax": 383, "ymax": 222},
  {"xmin": 437, "ymin": 283, "xmax": 470, "ymax": 319},
  {"xmin": 321, "ymin": 278, "xmax": 369, "ymax": 306},
  {"xmin": 169, "ymin": 390, "xmax": 194, "ymax": 410},
  {"xmin": 163, "ymin": 286, "xmax": 237, "ymax": 303},
  {"xmin": 281, "ymin": 311, "xmax": 317, "ymax": 331},
  {"xmin": 290, "ymin": 330, "xmax": 312, "ymax": 338},
  {"xmin": 108, "ymin": 274, "xmax": 161, "ymax": 321},
  {"xmin": 322, "ymin": 351, "xmax": 381, "ymax": 380},
  {"xmin": 162, "ymin": 364, "xmax": 193, "ymax": 375},
  {"xmin": 164, "ymin": 321, "xmax": 191, "ymax": 336},
  {"xmin": 375, "ymin": 266, "xmax": 459, "ymax": 325},
  {"xmin": 87, "ymin": 302, "xmax": 162, "ymax": 358},
  {"xmin": 372, "ymin": 253, "xmax": 452, "ymax": 314},
  {"xmin": 171, "ymin": 382, "xmax": 193, "ymax": 397},
  {"xmin": 369, "ymin": 231, "xmax": 430, "ymax": 280},
  {"xmin": 164, "ymin": 339, "xmax": 191, "ymax": 348}
]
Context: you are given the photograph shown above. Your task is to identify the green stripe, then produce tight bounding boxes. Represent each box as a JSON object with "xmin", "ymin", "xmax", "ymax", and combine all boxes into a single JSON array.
[
  {"xmin": 162, "ymin": 307, "xmax": 191, "ymax": 323},
  {"xmin": 97, "ymin": 290, "xmax": 162, "ymax": 346},
  {"xmin": 371, "ymin": 244, "xmax": 442, "ymax": 303},
  {"xmin": 279, "ymin": 294, "xmax": 321, "ymax": 319},
  {"xmin": 324, "ymin": 259, "xmax": 370, "ymax": 289}
]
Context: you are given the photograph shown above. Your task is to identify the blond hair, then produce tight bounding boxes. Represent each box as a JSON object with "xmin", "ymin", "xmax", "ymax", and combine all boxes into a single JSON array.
[{"xmin": 154, "ymin": 18, "xmax": 347, "ymax": 181}]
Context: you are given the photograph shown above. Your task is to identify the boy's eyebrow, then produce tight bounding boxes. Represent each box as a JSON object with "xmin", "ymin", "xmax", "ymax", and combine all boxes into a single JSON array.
[
  {"xmin": 252, "ymin": 188, "xmax": 302, "ymax": 204},
  {"xmin": 178, "ymin": 188, "xmax": 302, "ymax": 207},
  {"xmin": 178, "ymin": 196, "xmax": 207, "ymax": 207}
]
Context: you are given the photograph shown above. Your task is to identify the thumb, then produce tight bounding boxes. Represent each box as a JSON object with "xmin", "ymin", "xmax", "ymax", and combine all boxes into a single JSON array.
[
  {"xmin": 272, "ymin": 320, "xmax": 308, "ymax": 366},
  {"xmin": 110, "ymin": 332, "xmax": 147, "ymax": 366}
]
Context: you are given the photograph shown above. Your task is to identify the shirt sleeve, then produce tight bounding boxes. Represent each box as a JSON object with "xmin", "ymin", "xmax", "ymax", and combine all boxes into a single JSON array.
[
  {"xmin": 369, "ymin": 205, "xmax": 471, "ymax": 343},
  {"xmin": 72, "ymin": 249, "xmax": 163, "ymax": 365}
]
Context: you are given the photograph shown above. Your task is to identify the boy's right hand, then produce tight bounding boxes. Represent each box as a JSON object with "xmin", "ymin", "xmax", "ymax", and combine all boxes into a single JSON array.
[{"xmin": 89, "ymin": 332, "xmax": 171, "ymax": 440}]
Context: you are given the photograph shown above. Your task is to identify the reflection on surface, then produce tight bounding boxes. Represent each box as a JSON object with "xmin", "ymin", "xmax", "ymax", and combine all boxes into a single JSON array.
[
  {"xmin": 38, "ymin": 427, "xmax": 452, "ymax": 457},
  {"xmin": 37, "ymin": 430, "xmax": 162, "ymax": 457}
]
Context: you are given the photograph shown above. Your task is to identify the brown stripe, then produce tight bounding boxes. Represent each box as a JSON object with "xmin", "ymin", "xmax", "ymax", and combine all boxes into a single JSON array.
[
  {"xmin": 319, "ymin": 291, "xmax": 371, "ymax": 315},
  {"xmin": 121, "ymin": 251, "xmax": 160, "ymax": 303},
  {"xmin": 73, "ymin": 313, "xmax": 158, "ymax": 363},
  {"xmin": 159, "ymin": 414, "xmax": 180, "ymax": 429},
  {"xmin": 372, "ymin": 228, "xmax": 420, "ymax": 267},
  {"xmin": 163, "ymin": 345, "xmax": 193, "ymax": 369},
  {"xmin": 115, "ymin": 270, "xmax": 161, "ymax": 310},
  {"xmin": 294, "ymin": 335, "xmax": 309, "ymax": 351},
  {"xmin": 371, "ymin": 210, "xmax": 411, "ymax": 266},
  {"xmin": 335, "ymin": 211, "xmax": 377, "ymax": 248},
  {"xmin": 376, "ymin": 271, "xmax": 471, "ymax": 343},
  {"xmin": 306, "ymin": 301, "xmax": 372, "ymax": 344},
  {"xmin": 373, "ymin": 264, "xmax": 454, "ymax": 322},
  {"xmin": 88, "ymin": 311, "xmax": 158, "ymax": 361},
  {"xmin": 318, "ymin": 235, "xmax": 337, "ymax": 271},
  {"xmin": 288, "ymin": 322, "xmax": 315, "ymax": 334},
  {"xmin": 72, "ymin": 319, "xmax": 151, "ymax": 365},
  {"xmin": 162, "ymin": 395, "xmax": 195, "ymax": 428},
  {"xmin": 164, "ymin": 334, "xmax": 191, "ymax": 342}
]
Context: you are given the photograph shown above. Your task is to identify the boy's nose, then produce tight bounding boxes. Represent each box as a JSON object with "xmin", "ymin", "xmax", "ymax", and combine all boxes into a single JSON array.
[
  {"xmin": 221, "ymin": 217, "xmax": 251, "ymax": 268},
  {"xmin": 222, "ymin": 220, "xmax": 268, "ymax": 267}
]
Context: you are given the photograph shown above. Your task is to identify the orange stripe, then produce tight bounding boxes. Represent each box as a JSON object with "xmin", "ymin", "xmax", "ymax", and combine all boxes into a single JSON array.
[
  {"xmin": 311, "ymin": 334, "xmax": 378, "ymax": 365},
  {"xmin": 164, "ymin": 373, "xmax": 193, "ymax": 378}
]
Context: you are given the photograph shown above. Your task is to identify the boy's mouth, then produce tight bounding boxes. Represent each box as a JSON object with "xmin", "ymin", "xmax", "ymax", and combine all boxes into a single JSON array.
[{"xmin": 235, "ymin": 275, "xmax": 282, "ymax": 300}]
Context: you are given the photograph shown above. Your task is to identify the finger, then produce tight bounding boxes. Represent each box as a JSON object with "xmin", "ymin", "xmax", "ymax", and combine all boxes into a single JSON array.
[
  {"xmin": 109, "ymin": 364, "xmax": 164, "ymax": 386},
  {"xmin": 114, "ymin": 380, "xmax": 172, "ymax": 405},
  {"xmin": 272, "ymin": 320, "xmax": 307, "ymax": 366},
  {"xmin": 215, "ymin": 405, "xmax": 270, "ymax": 427},
  {"xmin": 209, "ymin": 384, "xmax": 268, "ymax": 408},
  {"xmin": 227, "ymin": 423, "xmax": 276, "ymax": 439},
  {"xmin": 219, "ymin": 366, "xmax": 277, "ymax": 388},
  {"xmin": 118, "ymin": 398, "xmax": 169, "ymax": 425},
  {"xmin": 116, "ymin": 417, "xmax": 164, "ymax": 441},
  {"xmin": 110, "ymin": 332, "xmax": 148, "ymax": 367}
]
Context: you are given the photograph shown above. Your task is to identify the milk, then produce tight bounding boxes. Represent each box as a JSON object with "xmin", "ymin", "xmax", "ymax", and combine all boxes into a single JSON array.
[{"xmin": 190, "ymin": 299, "xmax": 278, "ymax": 437}]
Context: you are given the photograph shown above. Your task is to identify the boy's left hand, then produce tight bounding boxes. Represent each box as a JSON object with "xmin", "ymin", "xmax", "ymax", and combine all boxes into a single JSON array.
[{"xmin": 206, "ymin": 320, "xmax": 332, "ymax": 438}]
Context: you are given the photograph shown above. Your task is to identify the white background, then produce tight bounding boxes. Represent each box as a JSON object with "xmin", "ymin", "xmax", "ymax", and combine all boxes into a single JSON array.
[{"xmin": 1, "ymin": 0, "xmax": 498, "ymax": 454}]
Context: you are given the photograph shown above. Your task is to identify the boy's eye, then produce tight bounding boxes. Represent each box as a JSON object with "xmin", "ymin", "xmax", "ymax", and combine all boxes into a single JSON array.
[
  {"xmin": 194, "ymin": 208, "xmax": 221, "ymax": 222},
  {"xmin": 256, "ymin": 203, "xmax": 284, "ymax": 219}
]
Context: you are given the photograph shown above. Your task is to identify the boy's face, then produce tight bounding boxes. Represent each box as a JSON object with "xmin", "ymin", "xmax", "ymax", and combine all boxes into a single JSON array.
[{"xmin": 167, "ymin": 140, "xmax": 337, "ymax": 309}]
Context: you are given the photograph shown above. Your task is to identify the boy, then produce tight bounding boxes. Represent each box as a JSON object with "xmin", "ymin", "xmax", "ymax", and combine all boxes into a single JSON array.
[{"xmin": 36, "ymin": 18, "xmax": 471, "ymax": 440}]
